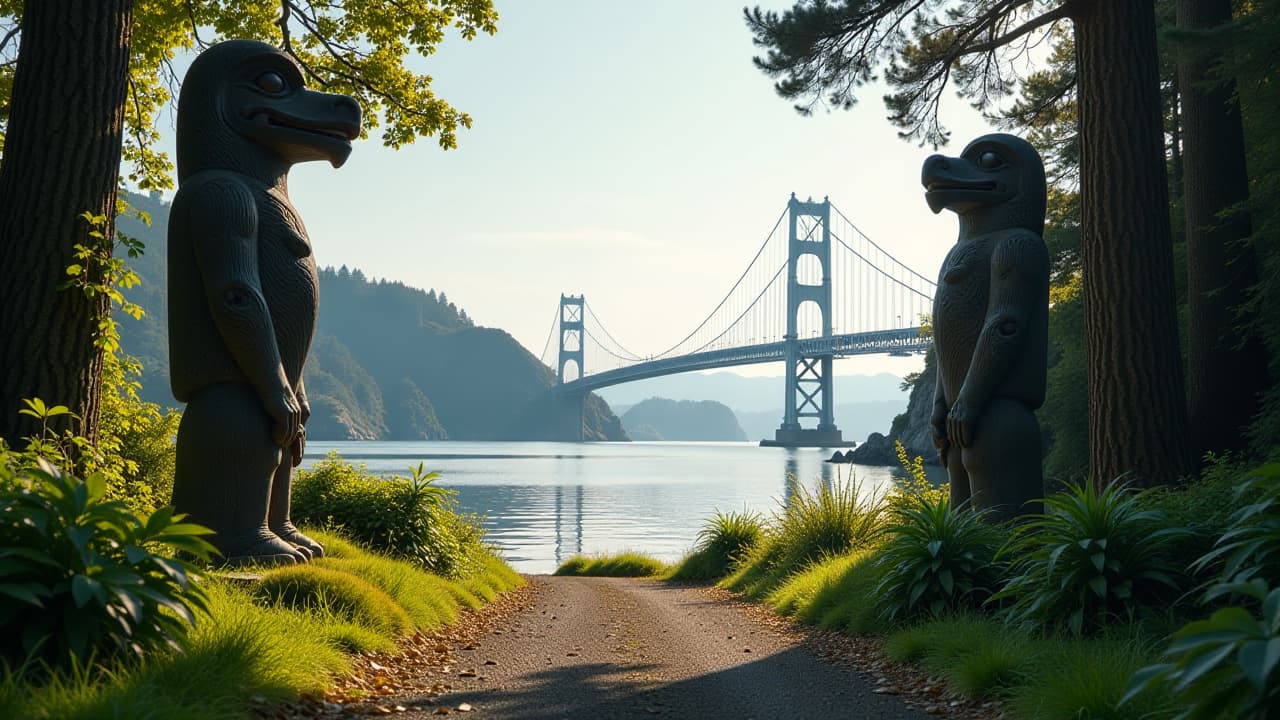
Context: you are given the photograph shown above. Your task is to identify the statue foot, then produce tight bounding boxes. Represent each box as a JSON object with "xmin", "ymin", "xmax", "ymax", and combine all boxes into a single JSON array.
[
  {"xmin": 218, "ymin": 532, "xmax": 307, "ymax": 568},
  {"xmin": 273, "ymin": 524, "xmax": 325, "ymax": 559}
]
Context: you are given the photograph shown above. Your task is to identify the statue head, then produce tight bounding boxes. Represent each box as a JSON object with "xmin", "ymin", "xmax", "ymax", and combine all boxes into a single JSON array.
[
  {"xmin": 920, "ymin": 133, "xmax": 1046, "ymax": 236},
  {"xmin": 176, "ymin": 40, "xmax": 361, "ymax": 182}
]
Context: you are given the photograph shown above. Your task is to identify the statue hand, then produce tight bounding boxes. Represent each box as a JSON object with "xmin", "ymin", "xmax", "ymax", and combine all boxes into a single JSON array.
[
  {"xmin": 947, "ymin": 397, "xmax": 979, "ymax": 449},
  {"xmin": 931, "ymin": 404, "xmax": 950, "ymax": 465},
  {"xmin": 297, "ymin": 390, "xmax": 311, "ymax": 426},
  {"xmin": 265, "ymin": 391, "xmax": 303, "ymax": 449},
  {"xmin": 291, "ymin": 427, "xmax": 306, "ymax": 468}
]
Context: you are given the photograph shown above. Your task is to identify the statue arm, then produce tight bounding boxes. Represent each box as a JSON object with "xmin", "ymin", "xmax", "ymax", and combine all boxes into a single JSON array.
[
  {"xmin": 931, "ymin": 365, "xmax": 950, "ymax": 464},
  {"xmin": 948, "ymin": 232, "xmax": 1050, "ymax": 448},
  {"xmin": 183, "ymin": 178, "xmax": 301, "ymax": 449}
]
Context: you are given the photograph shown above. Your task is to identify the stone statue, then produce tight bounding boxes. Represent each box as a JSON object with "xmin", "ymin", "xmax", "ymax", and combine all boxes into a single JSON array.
[
  {"xmin": 922, "ymin": 133, "xmax": 1049, "ymax": 521},
  {"xmin": 168, "ymin": 40, "xmax": 360, "ymax": 565}
]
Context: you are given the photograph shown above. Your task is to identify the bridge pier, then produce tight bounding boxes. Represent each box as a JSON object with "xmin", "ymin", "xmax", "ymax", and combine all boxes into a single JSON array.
[{"xmin": 762, "ymin": 195, "xmax": 852, "ymax": 448}]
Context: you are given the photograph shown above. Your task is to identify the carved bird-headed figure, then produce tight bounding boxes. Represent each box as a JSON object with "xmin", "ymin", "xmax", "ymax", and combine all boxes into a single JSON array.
[{"xmin": 168, "ymin": 40, "xmax": 360, "ymax": 566}]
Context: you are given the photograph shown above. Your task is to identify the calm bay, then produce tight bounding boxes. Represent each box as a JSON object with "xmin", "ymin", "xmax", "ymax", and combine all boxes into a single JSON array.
[{"xmin": 302, "ymin": 441, "xmax": 945, "ymax": 574}]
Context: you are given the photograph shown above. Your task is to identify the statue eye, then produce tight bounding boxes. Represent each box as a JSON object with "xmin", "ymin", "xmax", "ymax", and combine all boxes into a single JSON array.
[
  {"xmin": 977, "ymin": 151, "xmax": 1003, "ymax": 169},
  {"xmin": 255, "ymin": 71, "xmax": 287, "ymax": 94}
]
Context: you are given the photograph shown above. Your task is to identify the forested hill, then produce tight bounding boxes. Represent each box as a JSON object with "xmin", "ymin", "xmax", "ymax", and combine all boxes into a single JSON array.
[{"xmin": 114, "ymin": 191, "xmax": 625, "ymax": 441}]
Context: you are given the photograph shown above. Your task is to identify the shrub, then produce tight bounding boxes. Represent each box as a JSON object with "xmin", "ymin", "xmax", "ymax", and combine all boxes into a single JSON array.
[
  {"xmin": 0, "ymin": 458, "xmax": 214, "ymax": 671},
  {"xmin": 1122, "ymin": 579, "xmax": 1280, "ymax": 720},
  {"xmin": 872, "ymin": 494, "xmax": 1005, "ymax": 622},
  {"xmin": 1013, "ymin": 637, "xmax": 1171, "ymax": 720},
  {"xmin": 669, "ymin": 509, "xmax": 764, "ymax": 580},
  {"xmin": 94, "ymin": 354, "xmax": 181, "ymax": 516},
  {"xmin": 1143, "ymin": 455, "xmax": 1259, "ymax": 567},
  {"xmin": 1191, "ymin": 464, "xmax": 1280, "ymax": 589},
  {"xmin": 994, "ymin": 480, "xmax": 1188, "ymax": 635},
  {"xmin": 774, "ymin": 474, "xmax": 886, "ymax": 571},
  {"xmin": 888, "ymin": 439, "xmax": 948, "ymax": 510},
  {"xmin": 553, "ymin": 552, "xmax": 668, "ymax": 577},
  {"xmin": 291, "ymin": 454, "xmax": 485, "ymax": 577}
]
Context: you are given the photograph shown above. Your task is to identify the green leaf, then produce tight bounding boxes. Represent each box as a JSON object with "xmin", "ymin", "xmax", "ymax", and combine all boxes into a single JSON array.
[
  {"xmin": 1174, "ymin": 642, "xmax": 1239, "ymax": 692},
  {"xmin": 1088, "ymin": 574, "xmax": 1107, "ymax": 598}
]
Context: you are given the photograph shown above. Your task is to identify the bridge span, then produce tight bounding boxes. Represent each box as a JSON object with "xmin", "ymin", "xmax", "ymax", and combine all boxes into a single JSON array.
[{"xmin": 540, "ymin": 195, "xmax": 935, "ymax": 446}]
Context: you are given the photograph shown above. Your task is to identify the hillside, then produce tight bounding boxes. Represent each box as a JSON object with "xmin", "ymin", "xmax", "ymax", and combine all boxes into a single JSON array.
[
  {"xmin": 114, "ymin": 191, "xmax": 625, "ymax": 441},
  {"xmin": 620, "ymin": 398, "xmax": 747, "ymax": 441}
]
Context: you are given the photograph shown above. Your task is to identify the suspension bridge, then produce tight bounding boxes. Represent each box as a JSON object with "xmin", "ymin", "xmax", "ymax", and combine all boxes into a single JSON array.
[{"xmin": 539, "ymin": 194, "xmax": 936, "ymax": 446}]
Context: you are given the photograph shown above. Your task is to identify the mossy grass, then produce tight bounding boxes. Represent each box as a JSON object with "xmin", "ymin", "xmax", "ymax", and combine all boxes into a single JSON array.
[
  {"xmin": 553, "ymin": 552, "xmax": 670, "ymax": 577},
  {"xmin": 3, "ymin": 528, "xmax": 522, "ymax": 720}
]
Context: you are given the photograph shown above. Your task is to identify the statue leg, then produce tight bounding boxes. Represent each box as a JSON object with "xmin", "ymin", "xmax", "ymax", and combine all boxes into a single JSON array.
[
  {"xmin": 172, "ymin": 382, "xmax": 306, "ymax": 567},
  {"xmin": 268, "ymin": 461, "xmax": 325, "ymax": 559},
  {"xmin": 961, "ymin": 397, "xmax": 1044, "ymax": 521}
]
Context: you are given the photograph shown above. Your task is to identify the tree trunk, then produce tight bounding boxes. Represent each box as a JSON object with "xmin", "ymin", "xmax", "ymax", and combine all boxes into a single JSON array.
[
  {"xmin": 1073, "ymin": 0, "xmax": 1192, "ymax": 485},
  {"xmin": 0, "ymin": 0, "xmax": 134, "ymax": 446},
  {"xmin": 1177, "ymin": 0, "xmax": 1267, "ymax": 463}
]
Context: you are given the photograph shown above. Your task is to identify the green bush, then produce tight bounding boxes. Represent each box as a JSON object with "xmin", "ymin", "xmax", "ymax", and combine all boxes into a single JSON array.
[
  {"xmin": 994, "ymin": 480, "xmax": 1188, "ymax": 635},
  {"xmin": 669, "ymin": 509, "xmax": 764, "ymax": 580},
  {"xmin": 1143, "ymin": 455, "xmax": 1258, "ymax": 567},
  {"xmin": 1012, "ymin": 637, "xmax": 1170, "ymax": 720},
  {"xmin": 94, "ymin": 354, "xmax": 181, "ymax": 516},
  {"xmin": 871, "ymin": 494, "xmax": 1005, "ymax": 622},
  {"xmin": 291, "ymin": 454, "xmax": 486, "ymax": 577},
  {"xmin": 0, "ymin": 457, "xmax": 214, "ymax": 671},
  {"xmin": 1123, "ymin": 579, "xmax": 1280, "ymax": 720},
  {"xmin": 1192, "ymin": 464, "xmax": 1280, "ymax": 588}
]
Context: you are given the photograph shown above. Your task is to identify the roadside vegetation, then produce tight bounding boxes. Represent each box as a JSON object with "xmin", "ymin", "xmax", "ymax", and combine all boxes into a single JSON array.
[
  {"xmin": 1, "ymin": 367, "xmax": 520, "ymax": 720},
  {"xmin": 555, "ymin": 442, "xmax": 1280, "ymax": 719}
]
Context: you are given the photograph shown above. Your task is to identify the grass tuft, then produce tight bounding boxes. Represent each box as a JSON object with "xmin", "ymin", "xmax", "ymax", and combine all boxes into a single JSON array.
[
  {"xmin": 255, "ymin": 564, "xmax": 414, "ymax": 636},
  {"xmin": 553, "ymin": 552, "xmax": 670, "ymax": 577},
  {"xmin": 668, "ymin": 509, "xmax": 765, "ymax": 581}
]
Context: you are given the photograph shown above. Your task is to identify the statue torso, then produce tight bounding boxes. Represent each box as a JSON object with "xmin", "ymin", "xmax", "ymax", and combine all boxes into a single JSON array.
[
  {"xmin": 933, "ymin": 235, "xmax": 993, "ymax": 403},
  {"xmin": 167, "ymin": 171, "xmax": 318, "ymax": 399}
]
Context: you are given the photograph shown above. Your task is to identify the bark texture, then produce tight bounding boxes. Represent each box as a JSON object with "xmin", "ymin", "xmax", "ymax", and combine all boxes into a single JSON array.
[
  {"xmin": 1177, "ymin": 0, "xmax": 1267, "ymax": 461},
  {"xmin": 0, "ymin": 1, "xmax": 133, "ymax": 444},
  {"xmin": 1073, "ymin": 0, "xmax": 1192, "ymax": 484}
]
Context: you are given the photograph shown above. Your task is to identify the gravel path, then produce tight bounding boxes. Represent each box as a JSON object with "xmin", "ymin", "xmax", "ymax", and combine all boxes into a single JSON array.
[{"xmin": 391, "ymin": 576, "xmax": 932, "ymax": 720}]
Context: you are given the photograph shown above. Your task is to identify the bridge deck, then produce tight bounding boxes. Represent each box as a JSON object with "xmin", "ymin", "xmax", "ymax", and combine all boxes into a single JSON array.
[{"xmin": 556, "ymin": 328, "xmax": 930, "ymax": 394}]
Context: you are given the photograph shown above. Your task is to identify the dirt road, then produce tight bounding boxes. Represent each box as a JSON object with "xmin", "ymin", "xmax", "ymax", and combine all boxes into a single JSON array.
[{"xmin": 390, "ymin": 576, "xmax": 931, "ymax": 720}]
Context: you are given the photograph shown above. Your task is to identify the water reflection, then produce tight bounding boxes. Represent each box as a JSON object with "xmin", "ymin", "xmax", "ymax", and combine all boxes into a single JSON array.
[{"xmin": 303, "ymin": 441, "xmax": 945, "ymax": 574}]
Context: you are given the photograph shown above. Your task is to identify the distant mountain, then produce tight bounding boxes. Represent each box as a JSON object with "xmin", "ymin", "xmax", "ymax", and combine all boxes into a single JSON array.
[
  {"xmin": 597, "ymin": 371, "xmax": 907, "ymax": 412},
  {"xmin": 620, "ymin": 398, "xmax": 747, "ymax": 442},
  {"xmin": 114, "ymin": 191, "xmax": 625, "ymax": 442}
]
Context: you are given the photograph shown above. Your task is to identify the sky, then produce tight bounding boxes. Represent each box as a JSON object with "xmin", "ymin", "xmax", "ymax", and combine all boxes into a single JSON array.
[{"xmin": 164, "ymin": 0, "xmax": 1004, "ymax": 380}]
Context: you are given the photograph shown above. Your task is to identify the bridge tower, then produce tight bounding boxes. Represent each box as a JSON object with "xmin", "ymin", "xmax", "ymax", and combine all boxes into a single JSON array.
[
  {"xmin": 554, "ymin": 294, "xmax": 586, "ymax": 441},
  {"xmin": 558, "ymin": 294, "xmax": 585, "ymax": 383},
  {"xmin": 765, "ymin": 195, "xmax": 850, "ymax": 448}
]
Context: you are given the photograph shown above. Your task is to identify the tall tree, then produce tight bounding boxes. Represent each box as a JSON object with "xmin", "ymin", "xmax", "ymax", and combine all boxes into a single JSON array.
[
  {"xmin": 1175, "ymin": 0, "xmax": 1267, "ymax": 461},
  {"xmin": 747, "ymin": 0, "xmax": 1191, "ymax": 483},
  {"xmin": 0, "ymin": 1, "xmax": 498, "ymax": 446}
]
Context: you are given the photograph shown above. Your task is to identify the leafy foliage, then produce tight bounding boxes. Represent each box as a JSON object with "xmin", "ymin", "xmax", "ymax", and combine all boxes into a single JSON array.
[
  {"xmin": 872, "ymin": 495, "xmax": 1005, "ymax": 622},
  {"xmin": 1123, "ymin": 580, "xmax": 1280, "ymax": 720},
  {"xmin": 889, "ymin": 438, "xmax": 948, "ymax": 509},
  {"xmin": 291, "ymin": 454, "xmax": 485, "ymax": 577},
  {"xmin": 994, "ymin": 481, "xmax": 1188, "ymax": 635},
  {"xmin": 1191, "ymin": 464, "xmax": 1280, "ymax": 589},
  {"xmin": 0, "ymin": 456, "xmax": 214, "ymax": 671}
]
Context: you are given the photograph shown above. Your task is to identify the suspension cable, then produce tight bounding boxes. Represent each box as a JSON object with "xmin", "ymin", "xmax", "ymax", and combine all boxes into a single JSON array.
[
  {"xmin": 831, "ymin": 231, "xmax": 935, "ymax": 302},
  {"xmin": 647, "ymin": 205, "xmax": 789, "ymax": 359},
  {"xmin": 685, "ymin": 260, "xmax": 788, "ymax": 355},
  {"xmin": 583, "ymin": 300, "xmax": 645, "ymax": 361},
  {"xmin": 539, "ymin": 304, "xmax": 562, "ymax": 366},
  {"xmin": 829, "ymin": 202, "xmax": 937, "ymax": 288}
]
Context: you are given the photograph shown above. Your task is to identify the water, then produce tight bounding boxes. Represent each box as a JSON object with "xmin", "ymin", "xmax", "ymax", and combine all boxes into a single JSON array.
[{"xmin": 302, "ymin": 441, "xmax": 946, "ymax": 574}]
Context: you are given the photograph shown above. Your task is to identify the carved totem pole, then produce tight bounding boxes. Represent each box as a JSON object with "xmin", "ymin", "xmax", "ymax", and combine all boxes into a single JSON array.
[
  {"xmin": 922, "ymin": 133, "xmax": 1050, "ymax": 520},
  {"xmin": 168, "ymin": 40, "xmax": 361, "ymax": 565}
]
